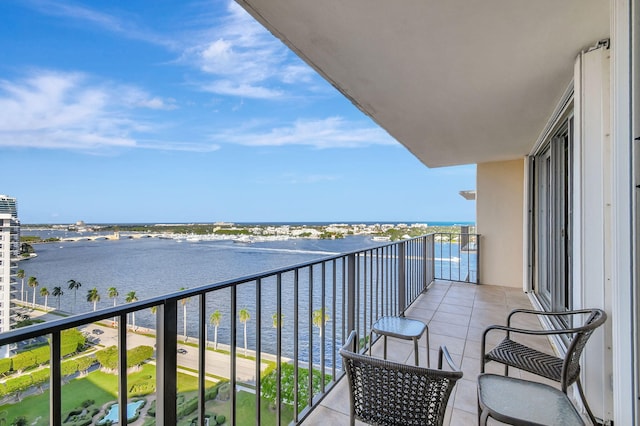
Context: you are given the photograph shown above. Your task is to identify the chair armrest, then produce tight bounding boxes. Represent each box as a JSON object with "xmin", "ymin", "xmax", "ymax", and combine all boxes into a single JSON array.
[
  {"xmin": 438, "ymin": 346, "xmax": 460, "ymax": 371},
  {"xmin": 483, "ymin": 324, "xmax": 573, "ymax": 342},
  {"xmin": 506, "ymin": 308, "xmax": 595, "ymax": 327}
]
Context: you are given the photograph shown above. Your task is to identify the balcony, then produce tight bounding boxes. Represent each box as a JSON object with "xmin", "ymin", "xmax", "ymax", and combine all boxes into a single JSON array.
[
  {"xmin": 301, "ymin": 279, "xmax": 550, "ymax": 425},
  {"xmin": 0, "ymin": 233, "xmax": 544, "ymax": 426}
]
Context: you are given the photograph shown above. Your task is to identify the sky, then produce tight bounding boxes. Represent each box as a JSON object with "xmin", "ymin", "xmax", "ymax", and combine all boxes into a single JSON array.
[{"xmin": 0, "ymin": 0, "xmax": 475, "ymax": 224}]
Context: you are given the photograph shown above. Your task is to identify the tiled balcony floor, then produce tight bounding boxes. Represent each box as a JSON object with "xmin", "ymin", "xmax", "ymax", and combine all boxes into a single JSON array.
[{"xmin": 302, "ymin": 280, "xmax": 561, "ymax": 425}]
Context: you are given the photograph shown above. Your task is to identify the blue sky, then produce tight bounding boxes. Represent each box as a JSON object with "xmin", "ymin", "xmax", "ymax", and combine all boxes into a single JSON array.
[{"xmin": 0, "ymin": 0, "xmax": 475, "ymax": 224}]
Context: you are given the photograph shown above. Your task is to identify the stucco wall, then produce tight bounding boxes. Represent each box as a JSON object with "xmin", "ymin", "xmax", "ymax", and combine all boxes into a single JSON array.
[{"xmin": 476, "ymin": 159, "xmax": 525, "ymax": 287}]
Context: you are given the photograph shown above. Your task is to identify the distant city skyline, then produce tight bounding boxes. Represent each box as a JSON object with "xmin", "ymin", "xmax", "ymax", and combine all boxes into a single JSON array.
[{"xmin": 0, "ymin": 1, "xmax": 475, "ymax": 224}]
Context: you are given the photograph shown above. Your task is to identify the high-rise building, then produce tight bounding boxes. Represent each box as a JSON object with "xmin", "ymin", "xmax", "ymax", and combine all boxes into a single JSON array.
[{"xmin": 0, "ymin": 195, "xmax": 19, "ymax": 340}]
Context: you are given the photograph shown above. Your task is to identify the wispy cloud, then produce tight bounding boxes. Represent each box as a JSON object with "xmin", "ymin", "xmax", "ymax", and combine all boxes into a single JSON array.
[
  {"xmin": 23, "ymin": 0, "xmax": 177, "ymax": 48},
  {"xmin": 0, "ymin": 70, "xmax": 178, "ymax": 151},
  {"xmin": 212, "ymin": 117, "xmax": 398, "ymax": 149},
  {"xmin": 23, "ymin": 1, "xmax": 320, "ymax": 100},
  {"xmin": 182, "ymin": 1, "xmax": 316, "ymax": 99}
]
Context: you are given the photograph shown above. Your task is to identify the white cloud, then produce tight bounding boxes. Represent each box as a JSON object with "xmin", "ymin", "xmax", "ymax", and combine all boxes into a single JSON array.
[
  {"xmin": 0, "ymin": 71, "xmax": 177, "ymax": 150},
  {"xmin": 212, "ymin": 117, "xmax": 399, "ymax": 149},
  {"xmin": 182, "ymin": 1, "xmax": 316, "ymax": 99}
]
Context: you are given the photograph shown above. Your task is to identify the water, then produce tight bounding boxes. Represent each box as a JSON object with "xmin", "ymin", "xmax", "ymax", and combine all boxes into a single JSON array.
[
  {"xmin": 99, "ymin": 400, "xmax": 145, "ymax": 424},
  {"xmin": 17, "ymin": 234, "xmax": 383, "ymax": 344},
  {"xmin": 16, "ymin": 231, "xmax": 474, "ymax": 364}
]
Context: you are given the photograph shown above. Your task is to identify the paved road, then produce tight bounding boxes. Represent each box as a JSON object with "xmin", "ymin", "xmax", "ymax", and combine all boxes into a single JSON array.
[{"xmin": 30, "ymin": 310, "xmax": 267, "ymax": 383}]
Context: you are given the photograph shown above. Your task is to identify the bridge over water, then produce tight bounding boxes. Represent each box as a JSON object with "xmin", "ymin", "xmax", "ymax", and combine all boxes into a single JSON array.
[{"xmin": 60, "ymin": 232, "xmax": 161, "ymax": 242}]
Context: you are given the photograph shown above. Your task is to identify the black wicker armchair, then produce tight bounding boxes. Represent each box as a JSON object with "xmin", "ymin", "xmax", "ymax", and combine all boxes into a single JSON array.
[
  {"xmin": 480, "ymin": 308, "xmax": 607, "ymax": 425},
  {"xmin": 340, "ymin": 330, "xmax": 463, "ymax": 426}
]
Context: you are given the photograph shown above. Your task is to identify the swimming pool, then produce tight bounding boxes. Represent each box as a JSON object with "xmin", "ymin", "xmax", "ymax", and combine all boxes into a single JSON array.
[{"xmin": 99, "ymin": 400, "xmax": 145, "ymax": 424}]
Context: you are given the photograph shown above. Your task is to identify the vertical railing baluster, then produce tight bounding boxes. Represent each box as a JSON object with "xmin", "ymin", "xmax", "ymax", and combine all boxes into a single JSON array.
[
  {"xmin": 276, "ymin": 273, "xmax": 282, "ymax": 426},
  {"xmin": 199, "ymin": 295, "xmax": 206, "ymax": 425},
  {"xmin": 347, "ymin": 254, "xmax": 356, "ymax": 338},
  {"xmin": 331, "ymin": 259, "xmax": 337, "ymax": 380},
  {"xmin": 422, "ymin": 236, "xmax": 428, "ymax": 291},
  {"xmin": 157, "ymin": 301, "xmax": 177, "ymax": 426},
  {"xmin": 307, "ymin": 266, "xmax": 313, "ymax": 409},
  {"xmin": 398, "ymin": 242, "xmax": 406, "ymax": 315},
  {"xmin": 320, "ymin": 262, "xmax": 326, "ymax": 393},
  {"xmin": 255, "ymin": 278, "xmax": 261, "ymax": 426},
  {"xmin": 118, "ymin": 313, "xmax": 127, "ymax": 425},
  {"xmin": 230, "ymin": 287, "xmax": 237, "ymax": 426},
  {"xmin": 293, "ymin": 269, "xmax": 299, "ymax": 422},
  {"xmin": 476, "ymin": 235, "xmax": 481, "ymax": 284},
  {"xmin": 363, "ymin": 252, "xmax": 367, "ymax": 344},
  {"xmin": 341, "ymin": 258, "xmax": 346, "ymax": 346},
  {"xmin": 50, "ymin": 330, "xmax": 61, "ymax": 426}
]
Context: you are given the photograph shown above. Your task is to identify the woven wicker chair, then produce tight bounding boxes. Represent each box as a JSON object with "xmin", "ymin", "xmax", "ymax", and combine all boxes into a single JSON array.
[
  {"xmin": 481, "ymin": 308, "xmax": 607, "ymax": 425},
  {"xmin": 340, "ymin": 330, "xmax": 463, "ymax": 426}
]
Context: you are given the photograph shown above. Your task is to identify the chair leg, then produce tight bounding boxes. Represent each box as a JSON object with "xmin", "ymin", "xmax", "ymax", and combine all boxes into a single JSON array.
[
  {"xmin": 575, "ymin": 377, "xmax": 600, "ymax": 425},
  {"xmin": 479, "ymin": 408, "xmax": 489, "ymax": 426}
]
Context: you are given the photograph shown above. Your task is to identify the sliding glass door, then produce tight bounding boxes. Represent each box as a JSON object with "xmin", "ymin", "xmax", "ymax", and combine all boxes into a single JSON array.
[{"xmin": 532, "ymin": 118, "xmax": 573, "ymax": 316}]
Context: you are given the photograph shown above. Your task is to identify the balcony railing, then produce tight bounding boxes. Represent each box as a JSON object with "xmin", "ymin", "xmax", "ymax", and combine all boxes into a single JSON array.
[{"xmin": 0, "ymin": 233, "xmax": 478, "ymax": 426}]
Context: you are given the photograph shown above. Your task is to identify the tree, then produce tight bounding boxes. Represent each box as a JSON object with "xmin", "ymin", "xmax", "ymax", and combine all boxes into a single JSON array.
[
  {"xmin": 272, "ymin": 313, "xmax": 284, "ymax": 329},
  {"xmin": 52, "ymin": 286, "xmax": 63, "ymax": 310},
  {"xmin": 16, "ymin": 269, "xmax": 25, "ymax": 301},
  {"xmin": 125, "ymin": 291, "xmax": 138, "ymax": 330},
  {"xmin": 87, "ymin": 287, "xmax": 100, "ymax": 311},
  {"xmin": 27, "ymin": 277, "xmax": 38, "ymax": 308},
  {"xmin": 67, "ymin": 279, "xmax": 82, "ymax": 312},
  {"xmin": 209, "ymin": 310, "xmax": 222, "ymax": 350},
  {"xmin": 239, "ymin": 308, "xmax": 250, "ymax": 356},
  {"xmin": 108, "ymin": 286, "xmax": 119, "ymax": 325},
  {"xmin": 312, "ymin": 308, "xmax": 330, "ymax": 338},
  {"xmin": 179, "ymin": 287, "xmax": 190, "ymax": 341},
  {"xmin": 39, "ymin": 287, "xmax": 50, "ymax": 310}
]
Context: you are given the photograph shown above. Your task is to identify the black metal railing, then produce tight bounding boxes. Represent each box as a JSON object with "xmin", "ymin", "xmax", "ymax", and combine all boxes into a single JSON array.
[
  {"xmin": 0, "ymin": 233, "xmax": 478, "ymax": 425},
  {"xmin": 433, "ymin": 232, "xmax": 480, "ymax": 283}
]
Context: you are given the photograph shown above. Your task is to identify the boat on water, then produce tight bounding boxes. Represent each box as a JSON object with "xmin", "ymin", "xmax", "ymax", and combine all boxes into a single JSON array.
[
  {"xmin": 233, "ymin": 235, "xmax": 254, "ymax": 244},
  {"xmin": 371, "ymin": 236, "xmax": 391, "ymax": 242}
]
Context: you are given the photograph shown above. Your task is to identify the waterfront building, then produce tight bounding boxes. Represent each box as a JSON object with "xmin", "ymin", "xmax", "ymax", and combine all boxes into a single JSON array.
[{"xmin": 0, "ymin": 195, "xmax": 19, "ymax": 349}]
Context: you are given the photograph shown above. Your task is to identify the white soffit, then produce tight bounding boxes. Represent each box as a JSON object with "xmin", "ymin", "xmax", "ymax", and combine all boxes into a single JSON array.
[{"xmin": 236, "ymin": 0, "xmax": 610, "ymax": 167}]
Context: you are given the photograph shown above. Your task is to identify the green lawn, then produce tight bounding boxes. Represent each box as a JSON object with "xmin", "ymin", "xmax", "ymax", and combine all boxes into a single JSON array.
[
  {"xmin": 193, "ymin": 390, "xmax": 294, "ymax": 426},
  {"xmin": 0, "ymin": 364, "xmax": 203, "ymax": 425}
]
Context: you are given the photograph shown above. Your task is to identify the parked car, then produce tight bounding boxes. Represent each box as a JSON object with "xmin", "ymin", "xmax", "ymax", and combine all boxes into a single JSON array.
[
  {"xmin": 177, "ymin": 348, "xmax": 187, "ymax": 354},
  {"xmin": 92, "ymin": 329, "xmax": 104, "ymax": 335}
]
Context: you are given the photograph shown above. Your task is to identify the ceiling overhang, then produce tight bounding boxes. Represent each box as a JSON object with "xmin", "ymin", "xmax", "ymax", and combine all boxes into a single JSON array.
[{"xmin": 236, "ymin": 0, "xmax": 610, "ymax": 167}]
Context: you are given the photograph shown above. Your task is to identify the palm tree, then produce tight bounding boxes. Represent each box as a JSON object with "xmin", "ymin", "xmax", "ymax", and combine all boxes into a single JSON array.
[
  {"xmin": 87, "ymin": 288, "xmax": 101, "ymax": 311},
  {"xmin": 125, "ymin": 291, "xmax": 138, "ymax": 330},
  {"xmin": 179, "ymin": 287, "xmax": 190, "ymax": 341},
  {"xmin": 16, "ymin": 269, "xmax": 25, "ymax": 301},
  {"xmin": 312, "ymin": 308, "xmax": 330, "ymax": 338},
  {"xmin": 209, "ymin": 310, "xmax": 222, "ymax": 350},
  {"xmin": 67, "ymin": 280, "xmax": 82, "ymax": 312},
  {"xmin": 52, "ymin": 286, "xmax": 63, "ymax": 310},
  {"xmin": 239, "ymin": 308, "xmax": 251, "ymax": 356},
  {"xmin": 108, "ymin": 287, "xmax": 119, "ymax": 326},
  {"xmin": 39, "ymin": 287, "xmax": 50, "ymax": 310},
  {"xmin": 272, "ymin": 312, "xmax": 284, "ymax": 328},
  {"xmin": 28, "ymin": 277, "xmax": 38, "ymax": 308}
]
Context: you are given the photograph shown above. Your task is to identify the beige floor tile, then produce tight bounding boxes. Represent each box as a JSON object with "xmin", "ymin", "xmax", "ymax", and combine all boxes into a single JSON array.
[
  {"xmin": 428, "ymin": 320, "xmax": 469, "ymax": 339},
  {"xmin": 432, "ymin": 311, "xmax": 471, "ymax": 327},
  {"xmin": 453, "ymin": 378, "xmax": 479, "ymax": 414}
]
